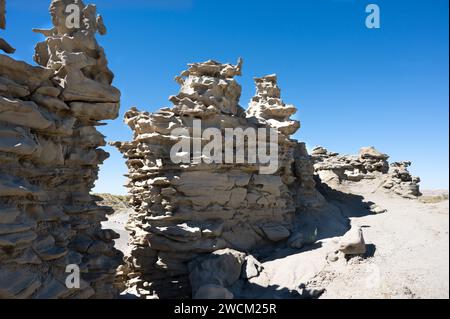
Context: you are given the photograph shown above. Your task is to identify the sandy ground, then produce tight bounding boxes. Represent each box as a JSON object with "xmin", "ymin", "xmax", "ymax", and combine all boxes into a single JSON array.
[
  {"xmin": 319, "ymin": 187, "xmax": 449, "ymax": 299},
  {"xmin": 102, "ymin": 209, "xmax": 132, "ymax": 256},
  {"xmin": 102, "ymin": 186, "xmax": 449, "ymax": 299},
  {"xmin": 248, "ymin": 185, "xmax": 449, "ymax": 299}
]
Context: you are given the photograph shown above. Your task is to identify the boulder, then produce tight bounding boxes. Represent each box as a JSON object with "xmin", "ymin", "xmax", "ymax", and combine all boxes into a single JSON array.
[
  {"xmin": 261, "ymin": 224, "xmax": 290, "ymax": 242},
  {"xmin": 338, "ymin": 226, "xmax": 366, "ymax": 255},
  {"xmin": 189, "ymin": 249, "xmax": 245, "ymax": 296},
  {"xmin": 241, "ymin": 255, "xmax": 263, "ymax": 279}
]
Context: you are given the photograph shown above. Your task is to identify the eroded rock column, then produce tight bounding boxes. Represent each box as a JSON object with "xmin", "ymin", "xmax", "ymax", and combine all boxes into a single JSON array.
[
  {"xmin": 0, "ymin": 0, "xmax": 122, "ymax": 299},
  {"xmin": 115, "ymin": 60, "xmax": 323, "ymax": 298}
]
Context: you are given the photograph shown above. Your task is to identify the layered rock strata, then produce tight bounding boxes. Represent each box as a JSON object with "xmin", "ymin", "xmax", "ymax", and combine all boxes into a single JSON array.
[
  {"xmin": 311, "ymin": 146, "xmax": 421, "ymax": 199},
  {"xmin": 247, "ymin": 74, "xmax": 321, "ymax": 209},
  {"xmin": 114, "ymin": 60, "xmax": 323, "ymax": 298},
  {"xmin": 0, "ymin": 0, "xmax": 122, "ymax": 299}
]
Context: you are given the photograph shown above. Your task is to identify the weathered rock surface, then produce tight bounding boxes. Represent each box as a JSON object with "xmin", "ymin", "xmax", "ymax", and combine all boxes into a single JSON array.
[
  {"xmin": 312, "ymin": 146, "xmax": 421, "ymax": 199},
  {"xmin": 114, "ymin": 60, "xmax": 325, "ymax": 298},
  {"xmin": 0, "ymin": 0, "xmax": 122, "ymax": 299},
  {"xmin": 338, "ymin": 226, "xmax": 366, "ymax": 255},
  {"xmin": 0, "ymin": 0, "xmax": 14, "ymax": 54},
  {"xmin": 247, "ymin": 74, "xmax": 300, "ymax": 136},
  {"xmin": 189, "ymin": 249, "xmax": 245, "ymax": 299},
  {"xmin": 383, "ymin": 161, "xmax": 421, "ymax": 199}
]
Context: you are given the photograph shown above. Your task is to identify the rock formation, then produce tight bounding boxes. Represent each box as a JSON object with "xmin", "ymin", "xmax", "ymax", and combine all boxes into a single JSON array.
[
  {"xmin": 114, "ymin": 60, "xmax": 324, "ymax": 298},
  {"xmin": 0, "ymin": 0, "xmax": 15, "ymax": 54},
  {"xmin": 0, "ymin": 0, "xmax": 122, "ymax": 299},
  {"xmin": 246, "ymin": 74, "xmax": 300, "ymax": 136},
  {"xmin": 383, "ymin": 161, "xmax": 421, "ymax": 199},
  {"xmin": 311, "ymin": 146, "xmax": 421, "ymax": 199},
  {"xmin": 337, "ymin": 226, "xmax": 366, "ymax": 255}
]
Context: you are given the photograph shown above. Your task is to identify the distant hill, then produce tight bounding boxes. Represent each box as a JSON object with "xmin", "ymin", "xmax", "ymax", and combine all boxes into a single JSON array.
[{"xmin": 93, "ymin": 193, "xmax": 130, "ymax": 212}]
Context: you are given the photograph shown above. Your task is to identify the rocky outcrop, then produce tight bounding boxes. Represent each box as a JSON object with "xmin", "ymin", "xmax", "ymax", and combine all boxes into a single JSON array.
[
  {"xmin": 247, "ymin": 74, "xmax": 321, "ymax": 210},
  {"xmin": 382, "ymin": 161, "xmax": 421, "ymax": 199},
  {"xmin": 0, "ymin": 0, "xmax": 122, "ymax": 299},
  {"xmin": 311, "ymin": 146, "xmax": 421, "ymax": 199},
  {"xmin": 0, "ymin": 0, "xmax": 14, "ymax": 54},
  {"xmin": 114, "ymin": 60, "xmax": 324, "ymax": 298},
  {"xmin": 247, "ymin": 74, "xmax": 300, "ymax": 136}
]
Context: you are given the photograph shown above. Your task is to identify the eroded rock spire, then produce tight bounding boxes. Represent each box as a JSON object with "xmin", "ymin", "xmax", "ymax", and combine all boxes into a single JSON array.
[
  {"xmin": 1, "ymin": 0, "xmax": 122, "ymax": 299},
  {"xmin": 33, "ymin": 0, "xmax": 119, "ymax": 104},
  {"xmin": 247, "ymin": 74, "xmax": 300, "ymax": 136},
  {"xmin": 114, "ymin": 59, "xmax": 324, "ymax": 299}
]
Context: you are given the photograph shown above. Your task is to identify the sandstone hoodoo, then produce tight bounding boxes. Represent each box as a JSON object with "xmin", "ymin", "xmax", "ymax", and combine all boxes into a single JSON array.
[
  {"xmin": 114, "ymin": 60, "xmax": 325, "ymax": 299},
  {"xmin": 311, "ymin": 146, "xmax": 421, "ymax": 199},
  {"xmin": 0, "ymin": 0, "xmax": 122, "ymax": 299}
]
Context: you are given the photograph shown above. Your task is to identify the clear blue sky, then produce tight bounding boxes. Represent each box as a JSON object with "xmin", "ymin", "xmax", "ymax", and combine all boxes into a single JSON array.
[{"xmin": 4, "ymin": 0, "xmax": 449, "ymax": 194}]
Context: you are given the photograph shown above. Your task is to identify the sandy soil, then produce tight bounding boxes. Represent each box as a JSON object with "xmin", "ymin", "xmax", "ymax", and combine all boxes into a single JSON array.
[
  {"xmin": 319, "ymin": 187, "xmax": 449, "ymax": 299},
  {"xmin": 249, "ymin": 185, "xmax": 449, "ymax": 299}
]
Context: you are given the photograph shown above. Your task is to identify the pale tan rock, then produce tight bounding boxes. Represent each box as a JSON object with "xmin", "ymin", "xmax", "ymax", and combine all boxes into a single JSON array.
[
  {"xmin": 0, "ymin": 0, "xmax": 122, "ymax": 299},
  {"xmin": 114, "ymin": 59, "xmax": 324, "ymax": 299},
  {"xmin": 0, "ymin": 55, "xmax": 52, "ymax": 90},
  {"xmin": 58, "ymin": 52, "xmax": 120, "ymax": 102},
  {"xmin": 0, "ymin": 97, "xmax": 53, "ymax": 130},
  {"xmin": 312, "ymin": 146, "xmax": 420, "ymax": 199},
  {"xmin": 338, "ymin": 226, "xmax": 366, "ymax": 255},
  {"xmin": 247, "ymin": 74, "xmax": 300, "ymax": 136},
  {"xmin": 31, "ymin": 93, "xmax": 70, "ymax": 112},
  {"xmin": 359, "ymin": 146, "xmax": 389, "ymax": 160},
  {"xmin": 242, "ymin": 255, "xmax": 263, "ymax": 279},
  {"xmin": 189, "ymin": 248, "xmax": 245, "ymax": 297}
]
